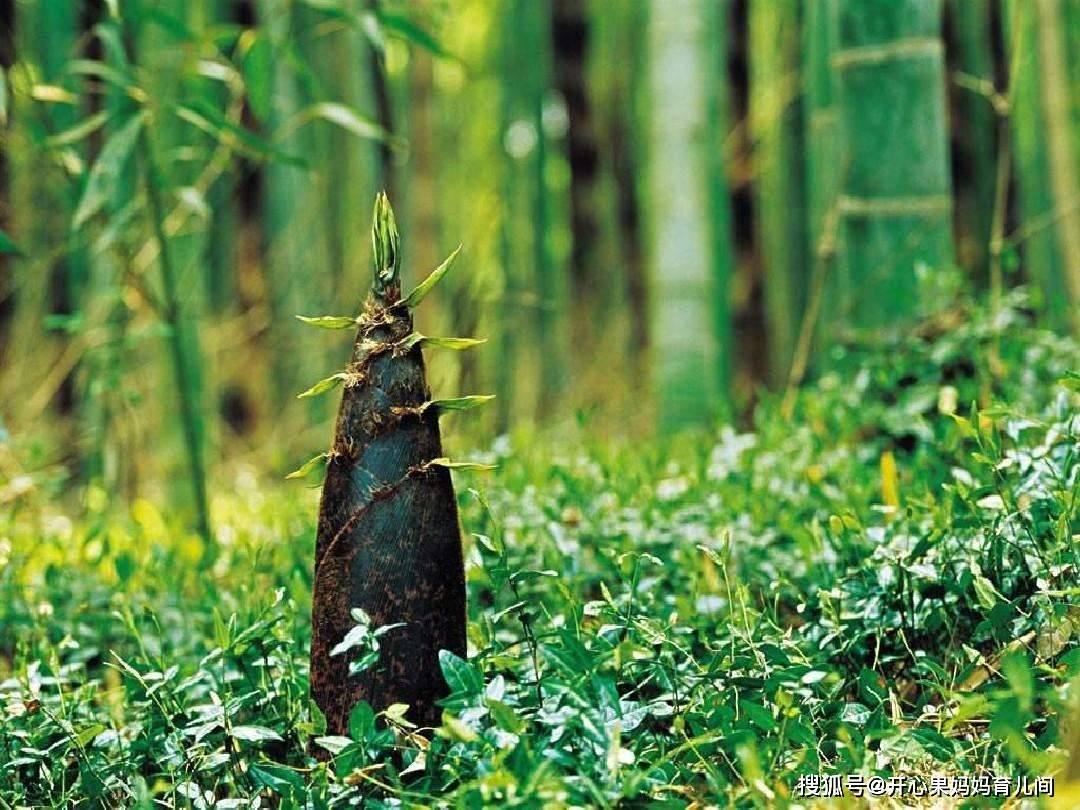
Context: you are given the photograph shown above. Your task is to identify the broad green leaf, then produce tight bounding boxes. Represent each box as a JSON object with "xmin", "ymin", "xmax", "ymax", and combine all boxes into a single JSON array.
[
  {"xmin": 330, "ymin": 623, "xmax": 369, "ymax": 657},
  {"xmin": 438, "ymin": 650, "xmax": 483, "ymax": 694},
  {"xmin": 296, "ymin": 315, "xmax": 358, "ymax": 329},
  {"xmin": 230, "ymin": 725, "xmax": 283, "ymax": 743},
  {"xmin": 249, "ymin": 762, "xmax": 304, "ymax": 793},
  {"xmin": 349, "ymin": 701, "xmax": 375, "ymax": 739},
  {"xmin": 74, "ymin": 724, "xmax": 106, "ymax": 747},
  {"xmin": 297, "ymin": 372, "xmax": 350, "ymax": 399},
  {"xmin": 73, "ymin": 111, "xmax": 145, "ymax": 229},
  {"xmin": 487, "ymin": 699, "xmax": 524, "ymax": 733},
  {"xmin": 401, "ymin": 246, "xmax": 462, "ymax": 307},
  {"xmin": 285, "ymin": 452, "xmax": 328, "ymax": 480},
  {"xmin": 313, "ymin": 735, "xmax": 354, "ymax": 755}
]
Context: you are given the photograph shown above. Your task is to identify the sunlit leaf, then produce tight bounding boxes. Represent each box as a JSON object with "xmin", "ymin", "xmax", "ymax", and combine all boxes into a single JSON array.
[
  {"xmin": 401, "ymin": 246, "xmax": 462, "ymax": 307},
  {"xmin": 296, "ymin": 315, "xmax": 358, "ymax": 329},
  {"xmin": 285, "ymin": 452, "xmax": 329, "ymax": 480},
  {"xmin": 297, "ymin": 372, "xmax": 351, "ymax": 399}
]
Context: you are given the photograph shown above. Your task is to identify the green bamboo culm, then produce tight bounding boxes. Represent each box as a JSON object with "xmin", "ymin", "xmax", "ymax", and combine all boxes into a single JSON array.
[
  {"xmin": 831, "ymin": 0, "xmax": 955, "ymax": 328},
  {"xmin": 1007, "ymin": 0, "xmax": 1080, "ymax": 332},
  {"xmin": 947, "ymin": 0, "xmax": 997, "ymax": 280},
  {"xmin": 646, "ymin": 0, "xmax": 728, "ymax": 431},
  {"xmin": 803, "ymin": 0, "xmax": 840, "ymax": 258},
  {"xmin": 751, "ymin": 0, "xmax": 807, "ymax": 382}
]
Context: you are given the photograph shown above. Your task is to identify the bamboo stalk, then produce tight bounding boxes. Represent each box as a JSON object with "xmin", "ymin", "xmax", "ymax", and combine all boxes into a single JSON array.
[
  {"xmin": 832, "ymin": 0, "xmax": 955, "ymax": 328},
  {"xmin": 1005, "ymin": 0, "xmax": 1072, "ymax": 329},
  {"xmin": 646, "ymin": 0, "xmax": 727, "ymax": 430},
  {"xmin": 138, "ymin": 132, "xmax": 213, "ymax": 548},
  {"xmin": 947, "ymin": 0, "xmax": 997, "ymax": 281},
  {"xmin": 526, "ymin": 0, "xmax": 563, "ymax": 419},
  {"xmin": 751, "ymin": 0, "xmax": 807, "ymax": 382},
  {"xmin": 1032, "ymin": 0, "xmax": 1080, "ymax": 329}
]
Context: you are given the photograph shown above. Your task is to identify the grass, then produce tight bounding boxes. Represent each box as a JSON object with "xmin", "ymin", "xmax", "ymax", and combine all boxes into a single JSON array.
[{"xmin": 1, "ymin": 289, "xmax": 1078, "ymax": 807}]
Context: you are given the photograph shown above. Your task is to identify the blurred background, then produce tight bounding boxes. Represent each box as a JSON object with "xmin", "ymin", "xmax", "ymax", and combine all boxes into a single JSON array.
[{"xmin": 0, "ymin": 0, "xmax": 1077, "ymax": 534}]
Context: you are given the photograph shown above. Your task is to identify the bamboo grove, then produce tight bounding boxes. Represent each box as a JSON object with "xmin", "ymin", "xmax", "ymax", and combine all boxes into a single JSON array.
[{"xmin": 0, "ymin": 0, "xmax": 1077, "ymax": 538}]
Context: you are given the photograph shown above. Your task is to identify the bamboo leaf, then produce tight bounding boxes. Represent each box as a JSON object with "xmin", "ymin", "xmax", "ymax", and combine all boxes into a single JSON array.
[
  {"xmin": 296, "ymin": 315, "xmax": 358, "ymax": 329},
  {"xmin": 304, "ymin": 102, "xmax": 392, "ymax": 143},
  {"xmin": 286, "ymin": 452, "xmax": 329, "ymax": 480},
  {"xmin": 401, "ymin": 246, "xmax": 462, "ymax": 307},
  {"xmin": 430, "ymin": 395, "xmax": 495, "ymax": 412},
  {"xmin": 395, "ymin": 332, "xmax": 485, "ymax": 353},
  {"xmin": 376, "ymin": 9, "xmax": 452, "ymax": 59},
  {"xmin": 46, "ymin": 111, "xmax": 111, "ymax": 148},
  {"xmin": 297, "ymin": 373, "xmax": 350, "ymax": 399},
  {"xmin": 177, "ymin": 101, "xmax": 304, "ymax": 166},
  {"xmin": 419, "ymin": 336, "xmax": 486, "ymax": 351},
  {"xmin": 424, "ymin": 457, "xmax": 498, "ymax": 472},
  {"xmin": 73, "ymin": 111, "xmax": 146, "ymax": 229}
]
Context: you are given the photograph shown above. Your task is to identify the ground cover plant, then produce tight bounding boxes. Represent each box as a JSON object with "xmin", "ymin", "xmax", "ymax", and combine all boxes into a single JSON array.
[{"xmin": 1, "ymin": 290, "xmax": 1077, "ymax": 807}]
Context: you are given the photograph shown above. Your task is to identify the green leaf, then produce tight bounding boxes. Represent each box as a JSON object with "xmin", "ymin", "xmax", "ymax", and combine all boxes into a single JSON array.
[
  {"xmin": 330, "ymin": 623, "xmax": 370, "ymax": 657},
  {"xmin": 401, "ymin": 245, "xmax": 462, "ymax": 307},
  {"xmin": 349, "ymin": 701, "xmax": 375, "ymax": 740},
  {"xmin": 313, "ymin": 735, "xmax": 354, "ymax": 755},
  {"xmin": 66, "ymin": 60, "xmax": 136, "ymax": 93},
  {"xmin": 375, "ymin": 9, "xmax": 451, "ymax": 58},
  {"xmin": 296, "ymin": 315, "xmax": 358, "ymax": 329},
  {"xmin": 285, "ymin": 452, "xmax": 329, "ymax": 480},
  {"xmin": 487, "ymin": 699, "xmax": 524, "ymax": 733},
  {"xmin": 429, "ymin": 395, "xmax": 495, "ymax": 413},
  {"xmin": 48, "ymin": 111, "xmax": 111, "ymax": 149},
  {"xmin": 439, "ymin": 650, "xmax": 483, "ymax": 694},
  {"xmin": 397, "ymin": 332, "xmax": 485, "ymax": 353},
  {"xmin": 74, "ymin": 111, "xmax": 146, "ymax": 229},
  {"xmin": 177, "ymin": 101, "xmax": 304, "ymax": 166},
  {"xmin": 230, "ymin": 725, "xmax": 283, "ymax": 743},
  {"xmin": 304, "ymin": 102, "xmax": 391, "ymax": 143},
  {"xmin": 297, "ymin": 372, "xmax": 350, "ymax": 399},
  {"xmin": 249, "ymin": 763, "xmax": 304, "ymax": 793},
  {"xmin": 424, "ymin": 457, "xmax": 497, "ymax": 472},
  {"xmin": 74, "ymin": 724, "xmax": 106, "ymax": 747},
  {"xmin": 241, "ymin": 30, "xmax": 273, "ymax": 123}
]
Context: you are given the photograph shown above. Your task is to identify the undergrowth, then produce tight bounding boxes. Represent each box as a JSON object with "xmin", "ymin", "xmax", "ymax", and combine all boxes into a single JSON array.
[{"xmin": 1, "ymin": 290, "xmax": 1078, "ymax": 807}]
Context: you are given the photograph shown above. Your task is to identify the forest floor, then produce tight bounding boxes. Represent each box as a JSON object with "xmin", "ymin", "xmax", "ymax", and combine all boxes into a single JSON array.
[{"xmin": 1, "ymin": 290, "xmax": 1078, "ymax": 808}]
